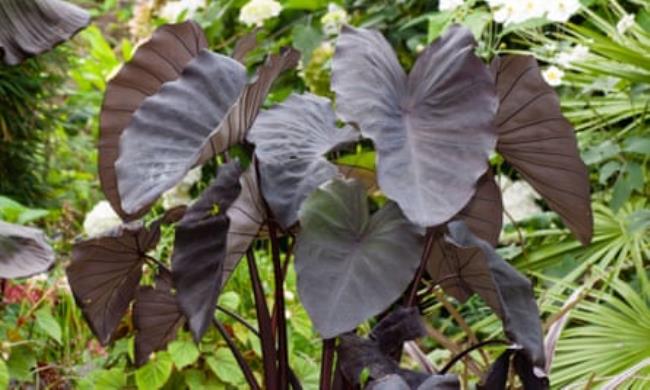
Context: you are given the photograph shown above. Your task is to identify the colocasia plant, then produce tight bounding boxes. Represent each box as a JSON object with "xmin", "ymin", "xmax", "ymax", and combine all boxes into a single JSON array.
[{"xmin": 67, "ymin": 20, "xmax": 592, "ymax": 390}]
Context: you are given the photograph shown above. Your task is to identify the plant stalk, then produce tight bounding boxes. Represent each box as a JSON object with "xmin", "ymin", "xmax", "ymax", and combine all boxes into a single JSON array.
[
  {"xmin": 268, "ymin": 219, "xmax": 290, "ymax": 389},
  {"xmin": 320, "ymin": 338, "xmax": 336, "ymax": 390},
  {"xmin": 407, "ymin": 228, "xmax": 436, "ymax": 306},
  {"xmin": 213, "ymin": 318, "xmax": 261, "ymax": 390}
]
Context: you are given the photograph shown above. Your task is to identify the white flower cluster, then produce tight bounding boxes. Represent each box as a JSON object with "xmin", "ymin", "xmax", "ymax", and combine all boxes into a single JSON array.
[
  {"xmin": 161, "ymin": 167, "xmax": 202, "ymax": 209},
  {"xmin": 542, "ymin": 43, "xmax": 590, "ymax": 87},
  {"xmin": 616, "ymin": 13, "xmax": 635, "ymax": 35},
  {"xmin": 499, "ymin": 176, "xmax": 542, "ymax": 222},
  {"xmin": 159, "ymin": 0, "xmax": 205, "ymax": 21},
  {"xmin": 239, "ymin": 0, "xmax": 282, "ymax": 27},
  {"xmin": 321, "ymin": 3, "xmax": 349, "ymax": 35},
  {"xmin": 83, "ymin": 201, "xmax": 122, "ymax": 238},
  {"xmin": 486, "ymin": 0, "xmax": 581, "ymax": 25},
  {"xmin": 438, "ymin": 0, "xmax": 464, "ymax": 12}
]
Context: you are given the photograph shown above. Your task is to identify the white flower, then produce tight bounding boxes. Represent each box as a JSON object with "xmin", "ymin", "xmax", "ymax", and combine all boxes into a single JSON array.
[
  {"xmin": 439, "ymin": 0, "xmax": 464, "ymax": 12},
  {"xmin": 510, "ymin": 0, "xmax": 546, "ymax": 24},
  {"xmin": 83, "ymin": 201, "xmax": 122, "ymax": 238},
  {"xmin": 616, "ymin": 13, "xmax": 635, "ymax": 35},
  {"xmin": 159, "ymin": 0, "xmax": 205, "ymax": 21},
  {"xmin": 545, "ymin": 0, "xmax": 580, "ymax": 23},
  {"xmin": 161, "ymin": 167, "xmax": 202, "ymax": 209},
  {"xmin": 239, "ymin": 0, "xmax": 282, "ymax": 27},
  {"xmin": 556, "ymin": 44, "xmax": 589, "ymax": 67},
  {"xmin": 500, "ymin": 177, "xmax": 542, "ymax": 222},
  {"xmin": 542, "ymin": 65, "xmax": 564, "ymax": 86},
  {"xmin": 321, "ymin": 3, "xmax": 348, "ymax": 35}
]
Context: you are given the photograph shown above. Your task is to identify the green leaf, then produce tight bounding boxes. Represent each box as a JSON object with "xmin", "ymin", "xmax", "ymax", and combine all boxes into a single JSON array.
[
  {"xmin": 282, "ymin": 0, "xmax": 330, "ymax": 10},
  {"xmin": 205, "ymin": 348, "xmax": 245, "ymax": 386},
  {"xmin": 599, "ymin": 160, "xmax": 621, "ymax": 184},
  {"xmin": 183, "ymin": 369, "xmax": 208, "ymax": 390},
  {"xmin": 7, "ymin": 346, "xmax": 35, "ymax": 382},
  {"xmin": 168, "ymin": 340, "xmax": 199, "ymax": 370},
  {"xmin": 611, "ymin": 176, "xmax": 632, "ymax": 212},
  {"xmin": 623, "ymin": 136, "xmax": 650, "ymax": 155},
  {"xmin": 626, "ymin": 162, "xmax": 644, "ymax": 191},
  {"xmin": 94, "ymin": 368, "xmax": 127, "ymax": 390},
  {"xmin": 581, "ymin": 140, "xmax": 620, "ymax": 165},
  {"xmin": 35, "ymin": 307, "xmax": 62, "ymax": 344},
  {"xmin": 0, "ymin": 359, "xmax": 8, "ymax": 390},
  {"xmin": 217, "ymin": 291, "xmax": 240, "ymax": 311},
  {"xmin": 462, "ymin": 10, "xmax": 491, "ymax": 40},
  {"xmin": 427, "ymin": 12, "xmax": 452, "ymax": 42},
  {"xmin": 135, "ymin": 351, "xmax": 173, "ymax": 390},
  {"xmin": 291, "ymin": 24, "xmax": 323, "ymax": 64},
  {"xmin": 336, "ymin": 151, "xmax": 376, "ymax": 170},
  {"xmin": 0, "ymin": 196, "xmax": 48, "ymax": 224}
]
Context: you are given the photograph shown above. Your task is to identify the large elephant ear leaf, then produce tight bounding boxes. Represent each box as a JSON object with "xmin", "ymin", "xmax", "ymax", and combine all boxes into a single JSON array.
[
  {"xmin": 0, "ymin": 0, "xmax": 90, "ymax": 65},
  {"xmin": 133, "ymin": 271, "xmax": 184, "ymax": 366},
  {"xmin": 294, "ymin": 178, "xmax": 423, "ymax": 338},
  {"xmin": 0, "ymin": 221, "xmax": 54, "ymax": 279},
  {"xmin": 492, "ymin": 55, "xmax": 592, "ymax": 245},
  {"xmin": 332, "ymin": 24, "xmax": 497, "ymax": 227},
  {"xmin": 221, "ymin": 164, "xmax": 267, "ymax": 286},
  {"xmin": 248, "ymin": 93, "xmax": 358, "ymax": 229},
  {"xmin": 100, "ymin": 20, "xmax": 207, "ymax": 221},
  {"xmin": 115, "ymin": 48, "xmax": 299, "ymax": 216},
  {"xmin": 67, "ymin": 221, "xmax": 162, "ymax": 345},
  {"xmin": 172, "ymin": 162, "xmax": 242, "ymax": 342},
  {"xmin": 439, "ymin": 221, "xmax": 546, "ymax": 371}
]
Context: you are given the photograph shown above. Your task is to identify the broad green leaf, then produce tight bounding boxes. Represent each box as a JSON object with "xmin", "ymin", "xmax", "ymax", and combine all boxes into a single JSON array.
[
  {"xmin": 183, "ymin": 369, "xmax": 207, "ymax": 390},
  {"xmin": 611, "ymin": 177, "xmax": 632, "ymax": 213},
  {"xmin": 6, "ymin": 347, "xmax": 35, "ymax": 382},
  {"xmin": 462, "ymin": 10, "xmax": 491, "ymax": 39},
  {"xmin": 427, "ymin": 12, "xmax": 452, "ymax": 42},
  {"xmin": 0, "ymin": 359, "xmax": 8, "ymax": 390},
  {"xmin": 336, "ymin": 151, "xmax": 376, "ymax": 171},
  {"xmin": 218, "ymin": 291, "xmax": 240, "ymax": 311},
  {"xmin": 599, "ymin": 160, "xmax": 621, "ymax": 184},
  {"xmin": 291, "ymin": 24, "xmax": 323, "ymax": 64},
  {"xmin": 168, "ymin": 340, "xmax": 199, "ymax": 370},
  {"xmin": 295, "ymin": 178, "xmax": 423, "ymax": 338},
  {"xmin": 206, "ymin": 349, "xmax": 245, "ymax": 386},
  {"xmin": 581, "ymin": 140, "xmax": 620, "ymax": 165},
  {"xmin": 282, "ymin": 0, "xmax": 330, "ymax": 10},
  {"xmin": 135, "ymin": 351, "xmax": 173, "ymax": 390},
  {"xmin": 35, "ymin": 307, "xmax": 62, "ymax": 344},
  {"xmin": 623, "ymin": 136, "xmax": 650, "ymax": 155},
  {"xmin": 626, "ymin": 162, "xmax": 644, "ymax": 191},
  {"xmin": 94, "ymin": 368, "xmax": 127, "ymax": 390}
]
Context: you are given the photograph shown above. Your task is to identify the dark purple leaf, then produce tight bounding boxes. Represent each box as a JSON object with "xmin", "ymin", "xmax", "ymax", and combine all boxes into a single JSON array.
[
  {"xmin": 221, "ymin": 164, "xmax": 267, "ymax": 286},
  {"xmin": 331, "ymin": 24, "xmax": 497, "ymax": 227},
  {"xmin": 172, "ymin": 162, "xmax": 242, "ymax": 341},
  {"xmin": 512, "ymin": 353, "xmax": 549, "ymax": 390},
  {"xmin": 491, "ymin": 55, "xmax": 592, "ymax": 245},
  {"xmin": 440, "ymin": 221, "xmax": 545, "ymax": 370},
  {"xmin": 0, "ymin": 0, "xmax": 90, "ymax": 65},
  {"xmin": 0, "ymin": 221, "xmax": 54, "ymax": 279},
  {"xmin": 248, "ymin": 93, "xmax": 358, "ymax": 228},
  {"xmin": 133, "ymin": 274, "xmax": 184, "ymax": 366},
  {"xmin": 67, "ymin": 221, "xmax": 161, "ymax": 345},
  {"xmin": 370, "ymin": 307, "xmax": 425, "ymax": 357},
  {"xmin": 115, "ymin": 48, "xmax": 299, "ymax": 216},
  {"xmin": 99, "ymin": 20, "xmax": 208, "ymax": 221},
  {"xmin": 478, "ymin": 349, "xmax": 512, "ymax": 390},
  {"xmin": 295, "ymin": 178, "xmax": 424, "ymax": 338}
]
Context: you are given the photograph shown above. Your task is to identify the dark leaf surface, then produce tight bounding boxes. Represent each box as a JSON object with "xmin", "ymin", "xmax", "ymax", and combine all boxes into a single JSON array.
[
  {"xmin": 512, "ymin": 352, "xmax": 549, "ymax": 390},
  {"xmin": 99, "ymin": 21, "xmax": 207, "ymax": 220},
  {"xmin": 248, "ymin": 93, "xmax": 358, "ymax": 228},
  {"xmin": 370, "ymin": 307, "xmax": 425, "ymax": 357},
  {"xmin": 492, "ymin": 55, "xmax": 592, "ymax": 245},
  {"xmin": 67, "ymin": 222, "xmax": 161, "ymax": 345},
  {"xmin": 115, "ymin": 48, "xmax": 299, "ymax": 216},
  {"xmin": 441, "ymin": 221, "xmax": 545, "ymax": 370},
  {"xmin": 222, "ymin": 164, "xmax": 267, "ymax": 286},
  {"xmin": 133, "ymin": 278, "xmax": 184, "ymax": 366},
  {"xmin": 172, "ymin": 162, "xmax": 242, "ymax": 341},
  {"xmin": 0, "ymin": 221, "xmax": 54, "ymax": 279},
  {"xmin": 478, "ymin": 349, "xmax": 512, "ymax": 390},
  {"xmin": 332, "ymin": 24, "xmax": 497, "ymax": 227},
  {"xmin": 295, "ymin": 179, "xmax": 423, "ymax": 338},
  {"xmin": 0, "ymin": 0, "xmax": 90, "ymax": 65}
]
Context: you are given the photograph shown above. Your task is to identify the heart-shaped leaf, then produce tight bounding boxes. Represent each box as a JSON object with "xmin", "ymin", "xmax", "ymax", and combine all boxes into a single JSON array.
[
  {"xmin": 248, "ymin": 93, "xmax": 358, "ymax": 228},
  {"xmin": 0, "ymin": 0, "xmax": 90, "ymax": 65},
  {"xmin": 491, "ymin": 55, "xmax": 592, "ymax": 245},
  {"xmin": 0, "ymin": 221, "xmax": 54, "ymax": 279},
  {"xmin": 115, "ymin": 48, "xmax": 299, "ymax": 216},
  {"xmin": 478, "ymin": 349, "xmax": 513, "ymax": 390},
  {"xmin": 439, "ymin": 221, "xmax": 545, "ymax": 370},
  {"xmin": 368, "ymin": 374, "xmax": 460, "ymax": 390},
  {"xmin": 332, "ymin": 24, "xmax": 497, "ymax": 227},
  {"xmin": 295, "ymin": 178, "xmax": 423, "ymax": 338},
  {"xmin": 100, "ymin": 20, "xmax": 208, "ymax": 220},
  {"xmin": 67, "ymin": 221, "xmax": 161, "ymax": 344},
  {"xmin": 133, "ymin": 274, "xmax": 184, "ymax": 366},
  {"xmin": 221, "ymin": 164, "xmax": 267, "ymax": 286},
  {"xmin": 172, "ymin": 162, "xmax": 242, "ymax": 341}
]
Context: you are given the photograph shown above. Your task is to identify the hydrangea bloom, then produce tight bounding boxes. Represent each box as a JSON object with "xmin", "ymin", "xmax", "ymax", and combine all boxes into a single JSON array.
[
  {"xmin": 616, "ymin": 13, "xmax": 635, "ymax": 35},
  {"xmin": 556, "ymin": 44, "xmax": 589, "ymax": 67},
  {"xmin": 321, "ymin": 3, "xmax": 348, "ymax": 35},
  {"xmin": 438, "ymin": 0, "xmax": 464, "ymax": 12},
  {"xmin": 83, "ymin": 201, "xmax": 122, "ymax": 238},
  {"xmin": 161, "ymin": 167, "xmax": 202, "ymax": 209},
  {"xmin": 546, "ymin": 0, "xmax": 581, "ymax": 23},
  {"xmin": 239, "ymin": 0, "xmax": 282, "ymax": 27},
  {"xmin": 500, "ymin": 177, "xmax": 542, "ymax": 222},
  {"xmin": 159, "ymin": 0, "xmax": 205, "ymax": 21},
  {"xmin": 542, "ymin": 65, "xmax": 565, "ymax": 87},
  {"xmin": 487, "ymin": 0, "xmax": 580, "ymax": 25}
]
